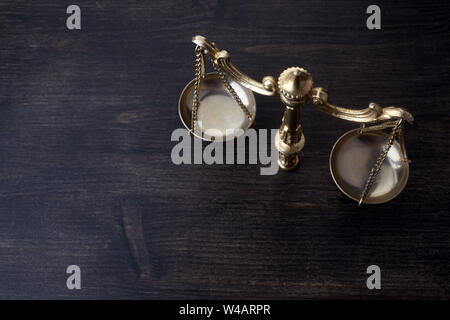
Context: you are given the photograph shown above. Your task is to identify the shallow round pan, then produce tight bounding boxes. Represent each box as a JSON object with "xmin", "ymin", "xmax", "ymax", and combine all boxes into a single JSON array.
[
  {"xmin": 178, "ymin": 73, "xmax": 256, "ymax": 141},
  {"xmin": 330, "ymin": 129, "xmax": 409, "ymax": 204}
]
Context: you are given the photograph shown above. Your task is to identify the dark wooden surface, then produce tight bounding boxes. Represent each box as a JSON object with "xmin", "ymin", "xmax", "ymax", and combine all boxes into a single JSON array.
[{"xmin": 0, "ymin": 0, "xmax": 448, "ymax": 299}]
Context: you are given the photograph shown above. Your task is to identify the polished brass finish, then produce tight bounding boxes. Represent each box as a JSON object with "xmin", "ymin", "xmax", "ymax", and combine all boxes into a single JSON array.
[
  {"xmin": 278, "ymin": 67, "xmax": 313, "ymax": 105},
  {"xmin": 209, "ymin": 55, "xmax": 254, "ymax": 123},
  {"xmin": 180, "ymin": 36, "xmax": 260, "ymax": 141},
  {"xmin": 178, "ymin": 73, "xmax": 256, "ymax": 141},
  {"xmin": 274, "ymin": 67, "xmax": 311, "ymax": 170},
  {"xmin": 358, "ymin": 119, "xmax": 405, "ymax": 205},
  {"xmin": 179, "ymin": 35, "xmax": 415, "ymax": 204},
  {"xmin": 192, "ymin": 35, "xmax": 277, "ymax": 96},
  {"xmin": 310, "ymin": 87, "xmax": 413, "ymax": 124},
  {"xmin": 190, "ymin": 46, "xmax": 204, "ymax": 134},
  {"xmin": 330, "ymin": 127, "xmax": 409, "ymax": 204}
]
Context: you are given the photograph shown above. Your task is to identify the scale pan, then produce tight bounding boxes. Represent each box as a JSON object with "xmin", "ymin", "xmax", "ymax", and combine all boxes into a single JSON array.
[
  {"xmin": 178, "ymin": 73, "xmax": 256, "ymax": 141},
  {"xmin": 330, "ymin": 129, "xmax": 409, "ymax": 204}
]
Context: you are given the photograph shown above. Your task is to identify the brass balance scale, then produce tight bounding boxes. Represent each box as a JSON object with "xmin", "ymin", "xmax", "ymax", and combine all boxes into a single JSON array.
[{"xmin": 179, "ymin": 35, "xmax": 413, "ymax": 205}]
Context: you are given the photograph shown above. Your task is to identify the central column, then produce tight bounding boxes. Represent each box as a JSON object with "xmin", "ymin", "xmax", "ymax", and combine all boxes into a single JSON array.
[{"xmin": 275, "ymin": 67, "xmax": 313, "ymax": 170}]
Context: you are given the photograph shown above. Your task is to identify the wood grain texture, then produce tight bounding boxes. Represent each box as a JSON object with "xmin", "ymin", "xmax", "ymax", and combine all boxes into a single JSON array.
[{"xmin": 0, "ymin": 0, "xmax": 448, "ymax": 299}]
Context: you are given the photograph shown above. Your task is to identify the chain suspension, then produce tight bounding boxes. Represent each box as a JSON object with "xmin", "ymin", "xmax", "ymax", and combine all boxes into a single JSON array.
[
  {"xmin": 190, "ymin": 46, "xmax": 203, "ymax": 134},
  {"xmin": 190, "ymin": 47, "xmax": 253, "ymax": 135},
  {"xmin": 210, "ymin": 57, "xmax": 254, "ymax": 122},
  {"xmin": 359, "ymin": 119, "xmax": 404, "ymax": 205}
]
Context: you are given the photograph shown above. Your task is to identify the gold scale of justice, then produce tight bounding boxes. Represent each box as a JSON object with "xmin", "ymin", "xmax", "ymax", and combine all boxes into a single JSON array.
[{"xmin": 179, "ymin": 36, "xmax": 414, "ymax": 205}]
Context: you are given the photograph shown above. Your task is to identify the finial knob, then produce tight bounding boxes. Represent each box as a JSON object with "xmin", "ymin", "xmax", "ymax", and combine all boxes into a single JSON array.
[{"xmin": 278, "ymin": 67, "xmax": 313, "ymax": 106}]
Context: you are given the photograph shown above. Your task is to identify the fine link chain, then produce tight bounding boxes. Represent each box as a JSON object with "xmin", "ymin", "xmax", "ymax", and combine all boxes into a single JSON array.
[
  {"xmin": 190, "ymin": 46, "xmax": 203, "ymax": 134},
  {"xmin": 210, "ymin": 57, "xmax": 254, "ymax": 122},
  {"xmin": 191, "ymin": 48, "xmax": 253, "ymax": 135},
  {"xmin": 359, "ymin": 119, "xmax": 404, "ymax": 205}
]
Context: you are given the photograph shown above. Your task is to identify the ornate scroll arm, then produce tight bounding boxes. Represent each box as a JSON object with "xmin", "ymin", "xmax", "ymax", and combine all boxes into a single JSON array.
[
  {"xmin": 192, "ymin": 35, "xmax": 277, "ymax": 96},
  {"xmin": 310, "ymin": 87, "xmax": 414, "ymax": 124}
]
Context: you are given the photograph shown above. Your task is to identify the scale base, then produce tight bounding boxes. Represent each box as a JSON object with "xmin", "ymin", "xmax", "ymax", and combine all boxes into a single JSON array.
[{"xmin": 278, "ymin": 153, "xmax": 299, "ymax": 171}]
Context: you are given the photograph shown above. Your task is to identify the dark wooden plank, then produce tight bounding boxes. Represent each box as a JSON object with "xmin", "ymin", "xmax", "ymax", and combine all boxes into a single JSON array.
[{"xmin": 0, "ymin": 0, "xmax": 448, "ymax": 299}]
